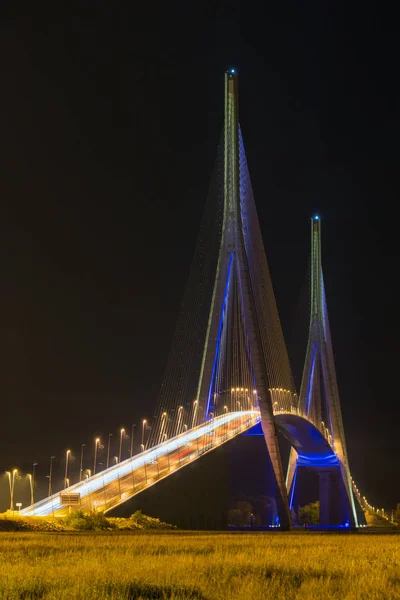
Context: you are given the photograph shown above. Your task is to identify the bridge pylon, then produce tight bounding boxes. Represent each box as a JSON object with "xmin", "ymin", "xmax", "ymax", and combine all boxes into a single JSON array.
[
  {"xmin": 286, "ymin": 217, "xmax": 363, "ymax": 528},
  {"xmin": 187, "ymin": 71, "xmax": 299, "ymax": 529},
  {"xmin": 147, "ymin": 70, "xmax": 299, "ymax": 529}
]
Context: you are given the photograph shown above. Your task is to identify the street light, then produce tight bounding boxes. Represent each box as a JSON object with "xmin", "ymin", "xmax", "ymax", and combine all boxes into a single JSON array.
[
  {"xmin": 16, "ymin": 502, "xmax": 22, "ymax": 513},
  {"xmin": 159, "ymin": 412, "xmax": 168, "ymax": 444},
  {"xmin": 119, "ymin": 429, "xmax": 125, "ymax": 463},
  {"xmin": 80, "ymin": 444, "xmax": 86, "ymax": 481},
  {"xmin": 27, "ymin": 474, "xmax": 34, "ymax": 506},
  {"xmin": 94, "ymin": 438, "xmax": 100, "ymax": 475},
  {"xmin": 113, "ymin": 456, "xmax": 118, "ymax": 465},
  {"xmin": 12, "ymin": 469, "xmax": 18, "ymax": 510},
  {"xmin": 176, "ymin": 407, "xmax": 183, "ymax": 436},
  {"xmin": 142, "ymin": 420, "xmax": 147, "ymax": 447},
  {"xmin": 64, "ymin": 450, "xmax": 71, "ymax": 489},
  {"xmin": 47, "ymin": 456, "xmax": 55, "ymax": 496},
  {"xmin": 192, "ymin": 400, "xmax": 198, "ymax": 429},
  {"xmin": 208, "ymin": 413, "xmax": 214, "ymax": 446},
  {"xmin": 106, "ymin": 434, "xmax": 113, "ymax": 469},
  {"xmin": 130, "ymin": 424, "xmax": 136, "ymax": 458},
  {"xmin": 6, "ymin": 469, "xmax": 18, "ymax": 511},
  {"xmin": 32, "ymin": 462, "xmax": 38, "ymax": 503}
]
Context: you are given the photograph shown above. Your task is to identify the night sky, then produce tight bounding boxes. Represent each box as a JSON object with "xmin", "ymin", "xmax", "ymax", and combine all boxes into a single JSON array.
[{"xmin": 0, "ymin": 5, "xmax": 398, "ymax": 512}]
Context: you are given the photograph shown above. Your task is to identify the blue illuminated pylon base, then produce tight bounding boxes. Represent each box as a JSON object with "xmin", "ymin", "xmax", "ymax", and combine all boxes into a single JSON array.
[{"xmin": 289, "ymin": 463, "xmax": 354, "ymax": 528}]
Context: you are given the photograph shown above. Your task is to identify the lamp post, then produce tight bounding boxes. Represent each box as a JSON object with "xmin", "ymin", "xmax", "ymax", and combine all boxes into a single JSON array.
[
  {"xmin": 175, "ymin": 406, "xmax": 183, "ymax": 435},
  {"xmin": 32, "ymin": 462, "xmax": 38, "ymax": 503},
  {"xmin": 64, "ymin": 450, "xmax": 71, "ymax": 489},
  {"xmin": 142, "ymin": 420, "xmax": 147, "ymax": 449},
  {"xmin": 119, "ymin": 429, "xmax": 125, "ymax": 463},
  {"xmin": 6, "ymin": 471, "xmax": 12, "ymax": 510},
  {"xmin": 16, "ymin": 502, "xmax": 22, "ymax": 513},
  {"xmin": 192, "ymin": 400, "xmax": 198, "ymax": 429},
  {"xmin": 48, "ymin": 456, "xmax": 55, "ymax": 497},
  {"xmin": 209, "ymin": 413, "xmax": 214, "ymax": 446},
  {"xmin": 93, "ymin": 438, "xmax": 100, "ymax": 475},
  {"xmin": 176, "ymin": 407, "xmax": 183, "ymax": 436},
  {"xmin": 6, "ymin": 469, "xmax": 18, "ymax": 511},
  {"xmin": 113, "ymin": 456, "xmax": 118, "ymax": 465},
  {"xmin": 106, "ymin": 434, "xmax": 113, "ymax": 469},
  {"xmin": 159, "ymin": 412, "xmax": 167, "ymax": 444},
  {"xmin": 80, "ymin": 444, "xmax": 86, "ymax": 481},
  {"xmin": 12, "ymin": 469, "xmax": 17, "ymax": 511},
  {"xmin": 27, "ymin": 473, "xmax": 34, "ymax": 506},
  {"xmin": 130, "ymin": 424, "xmax": 136, "ymax": 458}
]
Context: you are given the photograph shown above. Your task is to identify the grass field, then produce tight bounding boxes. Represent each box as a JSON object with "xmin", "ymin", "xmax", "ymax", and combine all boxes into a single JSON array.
[{"xmin": 0, "ymin": 531, "xmax": 399, "ymax": 599}]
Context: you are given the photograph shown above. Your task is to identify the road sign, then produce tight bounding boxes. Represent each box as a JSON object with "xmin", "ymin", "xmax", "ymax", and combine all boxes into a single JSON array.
[{"xmin": 59, "ymin": 493, "xmax": 81, "ymax": 506}]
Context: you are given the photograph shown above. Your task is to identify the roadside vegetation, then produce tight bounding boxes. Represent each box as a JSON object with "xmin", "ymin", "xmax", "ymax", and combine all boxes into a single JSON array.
[
  {"xmin": 0, "ymin": 529, "xmax": 399, "ymax": 599},
  {"xmin": 0, "ymin": 510, "xmax": 175, "ymax": 532}
]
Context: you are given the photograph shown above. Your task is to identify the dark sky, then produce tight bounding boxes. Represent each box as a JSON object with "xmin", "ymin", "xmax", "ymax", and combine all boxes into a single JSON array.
[{"xmin": 0, "ymin": 5, "xmax": 398, "ymax": 512}]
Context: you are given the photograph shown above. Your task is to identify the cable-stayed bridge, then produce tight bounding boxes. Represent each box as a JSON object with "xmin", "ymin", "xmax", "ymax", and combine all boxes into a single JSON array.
[{"xmin": 21, "ymin": 70, "xmax": 365, "ymax": 528}]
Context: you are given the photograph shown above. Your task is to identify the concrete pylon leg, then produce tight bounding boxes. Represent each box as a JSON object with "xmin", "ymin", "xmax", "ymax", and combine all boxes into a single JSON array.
[{"xmin": 286, "ymin": 448, "xmax": 298, "ymax": 493}]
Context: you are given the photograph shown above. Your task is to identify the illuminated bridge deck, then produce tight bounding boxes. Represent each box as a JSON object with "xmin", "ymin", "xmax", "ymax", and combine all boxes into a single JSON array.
[{"xmin": 21, "ymin": 411, "xmax": 260, "ymax": 517}]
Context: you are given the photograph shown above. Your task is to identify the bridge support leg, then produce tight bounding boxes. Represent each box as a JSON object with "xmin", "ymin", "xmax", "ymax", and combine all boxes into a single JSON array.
[{"xmin": 318, "ymin": 471, "xmax": 331, "ymax": 525}]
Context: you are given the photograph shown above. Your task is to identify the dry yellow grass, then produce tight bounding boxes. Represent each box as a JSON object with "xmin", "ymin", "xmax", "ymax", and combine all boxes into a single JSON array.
[{"xmin": 0, "ymin": 530, "xmax": 399, "ymax": 599}]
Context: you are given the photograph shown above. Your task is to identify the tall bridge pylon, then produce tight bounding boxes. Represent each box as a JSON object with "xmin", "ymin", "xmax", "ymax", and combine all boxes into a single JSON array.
[
  {"xmin": 147, "ymin": 70, "xmax": 298, "ymax": 529},
  {"xmin": 285, "ymin": 217, "xmax": 363, "ymax": 527},
  {"xmin": 194, "ymin": 71, "xmax": 296, "ymax": 529}
]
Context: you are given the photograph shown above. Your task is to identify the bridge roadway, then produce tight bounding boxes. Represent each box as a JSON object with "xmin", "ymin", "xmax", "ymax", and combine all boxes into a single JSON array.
[
  {"xmin": 21, "ymin": 408, "xmax": 339, "ymax": 518},
  {"xmin": 21, "ymin": 411, "xmax": 260, "ymax": 517}
]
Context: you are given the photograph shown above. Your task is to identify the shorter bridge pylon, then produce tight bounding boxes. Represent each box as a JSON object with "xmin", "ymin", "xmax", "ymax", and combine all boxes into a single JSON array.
[{"xmin": 285, "ymin": 217, "xmax": 365, "ymax": 528}]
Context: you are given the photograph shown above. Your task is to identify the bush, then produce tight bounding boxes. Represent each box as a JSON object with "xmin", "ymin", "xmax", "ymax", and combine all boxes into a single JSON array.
[
  {"xmin": 63, "ymin": 510, "xmax": 114, "ymax": 531},
  {"xmin": 228, "ymin": 501, "xmax": 254, "ymax": 527},
  {"xmin": 108, "ymin": 511, "xmax": 176, "ymax": 530},
  {"xmin": 298, "ymin": 502, "xmax": 320, "ymax": 526}
]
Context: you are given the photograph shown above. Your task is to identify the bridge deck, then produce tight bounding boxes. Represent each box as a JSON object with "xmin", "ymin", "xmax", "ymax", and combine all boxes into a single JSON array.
[{"xmin": 21, "ymin": 411, "xmax": 260, "ymax": 517}]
